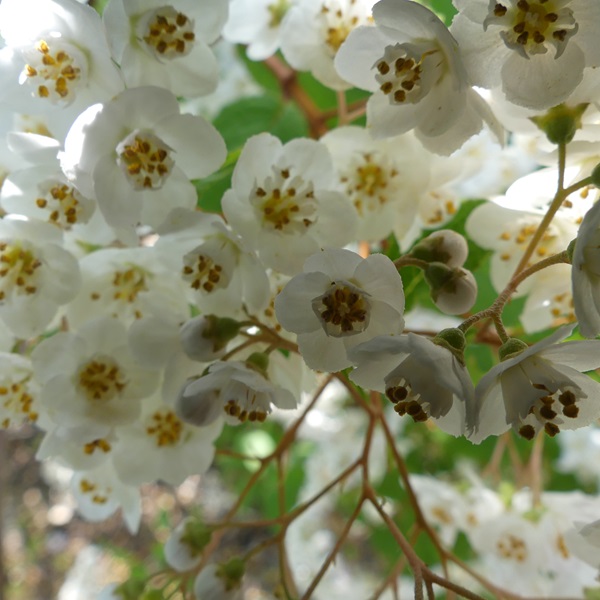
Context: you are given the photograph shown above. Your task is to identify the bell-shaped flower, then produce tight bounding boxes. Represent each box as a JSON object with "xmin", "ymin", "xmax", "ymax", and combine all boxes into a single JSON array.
[
  {"xmin": 349, "ymin": 332, "xmax": 475, "ymax": 436},
  {"xmin": 275, "ymin": 248, "xmax": 405, "ymax": 372},
  {"xmin": 222, "ymin": 133, "xmax": 357, "ymax": 275},
  {"xmin": 335, "ymin": 0, "xmax": 501, "ymax": 154},
  {"xmin": 103, "ymin": 0, "xmax": 228, "ymax": 97},
  {"xmin": 451, "ymin": 0, "xmax": 600, "ymax": 110},
  {"xmin": 473, "ymin": 326, "xmax": 600, "ymax": 443},
  {"xmin": 60, "ymin": 86, "xmax": 226, "ymax": 232}
]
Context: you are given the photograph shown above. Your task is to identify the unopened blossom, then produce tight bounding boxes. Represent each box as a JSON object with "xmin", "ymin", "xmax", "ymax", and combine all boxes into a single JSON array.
[
  {"xmin": 571, "ymin": 198, "xmax": 600, "ymax": 337},
  {"xmin": 176, "ymin": 359, "xmax": 298, "ymax": 427},
  {"xmin": 320, "ymin": 126, "xmax": 428, "ymax": 242},
  {"xmin": 0, "ymin": 218, "xmax": 80, "ymax": 339},
  {"xmin": 275, "ymin": 248, "xmax": 405, "ymax": 372},
  {"xmin": 222, "ymin": 133, "xmax": 357, "ymax": 275},
  {"xmin": 32, "ymin": 317, "xmax": 159, "ymax": 435},
  {"xmin": 112, "ymin": 393, "xmax": 222, "ymax": 486},
  {"xmin": 280, "ymin": 0, "xmax": 376, "ymax": 90},
  {"xmin": 61, "ymin": 86, "xmax": 226, "ymax": 232},
  {"xmin": 0, "ymin": 0, "xmax": 124, "ymax": 116},
  {"xmin": 473, "ymin": 326, "xmax": 600, "ymax": 442},
  {"xmin": 224, "ymin": 0, "xmax": 296, "ymax": 60},
  {"xmin": 335, "ymin": 0, "xmax": 501, "ymax": 154},
  {"xmin": 103, "ymin": 0, "xmax": 228, "ymax": 97},
  {"xmin": 155, "ymin": 208, "xmax": 270, "ymax": 318},
  {"xmin": 451, "ymin": 0, "xmax": 600, "ymax": 109},
  {"xmin": 349, "ymin": 332, "xmax": 475, "ymax": 436}
]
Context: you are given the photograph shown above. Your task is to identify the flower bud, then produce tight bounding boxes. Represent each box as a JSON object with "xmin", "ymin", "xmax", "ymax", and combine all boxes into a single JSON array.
[
  {"xmin": 410, "ymin": 230, "xmax": 468, "ymax": 267},
  {"xmin": 425, "ymin": 263, "xmax": 477, "ymax": 315},
  {"xmin": 530, "ymin": 103, "xmax": 588, "ymax": 145},
  {"xmin": 180, "ymin": 315, "xmax": 241, "ymax": 362}
]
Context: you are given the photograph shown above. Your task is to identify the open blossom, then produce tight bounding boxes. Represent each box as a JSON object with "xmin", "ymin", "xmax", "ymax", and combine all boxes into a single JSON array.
[
  {"xmin": 280, "ymin": 0, "xmax": 376, "ymax": 90},
  {"xmin": 275, "ymin": 248, "xmax": 405, "ymax": 372},
  {"xmin": 335, "ymin": 0, "xmax": 501, "ymax": 154},
  {"xmin": 103, "ymin": 0, "xmax": 228, "ymax": 97},
  {"xmin": 60, "ymin": 86, "xmax": 226, "ymax": 232},
  {"xmin": 222, "ymin": 133, "xmax": 357, "ymax": 275},
  {"xmin": 349, "ymin": 333, "xmax": 475, "ymax": 436},
  {"xmin": 451, "ymin": 0, "xmax": 600, "ymax": 109},
  {"xmin": 473, "ymin": 326, "xmax": 600, "ymax": 443},
  {"xmin": 0, "ymin": 0, "xmax": 124, "ymax": 116}
]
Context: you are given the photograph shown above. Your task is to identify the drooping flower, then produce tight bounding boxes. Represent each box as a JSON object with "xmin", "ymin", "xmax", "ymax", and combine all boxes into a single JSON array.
[
  {"xmin": 335, "ymin": 0, "xmax": 501, "ymax": 154},
  {"xmin": 60, "ymin": 86, "xmax": 226, "ymax": 232},
  {"xmin": 103, "ymin": 0, "xmax": 228, "ymax": 97},
  {"xmin": 473, "ymin": 326, "xmax": 600, "ymax": 442},
  {"xmin": 349, "ymin": 332, "xmax": 475, "ymax": 436},
  {"xmin": 275, "ymin": 248, "xmax": 405, "ymax": 372},
  {"xmin": 451, "ymin": 0, "xmax": 600, "ymax": 109}
]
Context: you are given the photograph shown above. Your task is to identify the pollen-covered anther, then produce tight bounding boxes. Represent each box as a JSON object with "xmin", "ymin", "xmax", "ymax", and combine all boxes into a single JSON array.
[
  {"xmin": 251, "ymin": 166, "xmax": 318, "ymax": 233},
  {"xmin": 112, "ymin": 267, "xmax": 148, "ymax": 303},
  {"xmin": 320, "ymin": 1, "xmax": 361, "ymax": 53},
  {"xmin": 0, "ymin": 242, "xmax": 42, "ymax": 299},
  {"xmin": 0, "ymin": 380, "xmax": 37, "ymax": 427},
  {"xmin": 146, "ymin": 409, "xmax": 183, "ymax": 447},
  {"xmin": 312, "ymin": 281, "xmax": 370, "ymax": 337},
  {"xmin": 116, "ymin": 130, "xmax": 174, "ymax": 191},
  {"xmin": 487, "ymin": 0, "xmax": 577, "ymax": 58},
  {"xmin": 223, "ymin": 399, "xmax": 267, "ymax": 423},
  {"xmin": 79, "ymin": 479, "xmax": 110, "ymax": 504},
  {"xmin": 497, "ymin": 534, "xmax": 528, "ymax": 562},
  {"xmin": 83, "ymin": 438, "xmax": 112, "ymax": 455},
  {"xmin": 77, "ymin": 357, "xmax": 127, "ymax": 402},
  {"xmin": 374, "ymin": 43, "xmax": 426, "ymax": 106},
  {"xmin": 385, "ymin": 379, "xmax": 429, "ymax": 422},
  {"xmin": 142, "ymin": 7, "xmax": 196, "ymax": 59},
  {"xmin": 182, "ymin": 252, "xmax": 224, "ymax": 293},
  {"xmin": 36, "ymin": 183, "xmax": 85, "ymax": 226}
]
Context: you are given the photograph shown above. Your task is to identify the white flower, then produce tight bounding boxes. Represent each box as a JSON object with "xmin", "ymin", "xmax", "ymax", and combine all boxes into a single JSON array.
[
  {"xmin": 320, "ymin": 126, "xmax": 429, "ymax": 242},
  {"xmin": 565, "ymin": 518, "xmax": 600, "ymax": 572},
  {"xmin": 275, "ymin": 248, "xmax": 405, "ymax": 372},
  {"xmin": 451, "ymin": 0, "xmax": 600, "ymax": 109},
  {"xmin": 572, "ymin": 199, "xmax": 600, "ymax": 337},
  {"xmin": 112, "ymin": 392, "xmax": 222, "ymax": 486},
  {"xmin": 335, "ymin": 0, "xmax": 501, "ymax": 154},
  {"xmin": 473, "ymin": 325, "xmax": 600, "ymax": 442},
  {"xmin": 103, "ymin": 0, "xmax": 228, "ymax": 97},
  {"xmin": 349, "ymin": 333, "xmax": 475, "ymax": 436},
  {"xmin": 193, "ymin": 562, "xmax": 244, "ymax": 600},
  {"xmin": 280, "ymin": 0, "xmax": 376, "ymax": 90},
  {"xmin": 164, "ymin": 517, "xmax": 209, "ymax": 572},
  {"xmin": 0, "ymin": 353, "xmax": 40, "ymax": 430},
  {"xmin": 60, "ymin": 86, "xmax": 226, "ymax": 231},
  {"xmin": 32, "ymin": 317, "xmax": 159, "ymax": 435},
  {"xmin": 0, "ymin": 0, "xmax": 124, "ymax": 114},
  {"xmin": 224, "ymin": 0, "xmax": 295, "ymax": 61},
  {"xmin": 0, "ymin": 218, "xmax": 80, "ymax": 338},
  {"xmin": 176, "ymin": 359, "xmax": 298, "ymax": 427},
  {"xmin": 222, "ymin": 133, "xmax": 357, "ymax": 275}
]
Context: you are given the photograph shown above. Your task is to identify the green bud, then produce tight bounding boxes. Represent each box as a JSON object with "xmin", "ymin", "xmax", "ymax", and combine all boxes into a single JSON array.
[
  {"xmin": 498, "ymin": 338, "xmax": 529, "ymax": 361},
  {"xmin": 180, "ymin": 519, "xmax": 212, "ymax": 557},
  {"xmin": 203, "ymin": 316, "xmax": 242, "ymax": 352},
  {"xmin": 566, "ymin": 238, "xmax": 576, "ymax": 264},
  {"xmin": 216, "ymin": 557, "xmax": 245, "ymax": 592},
  {"xmin": 245, "ymin": 352, "xmax": 270, "ymax": 376},
  {"xmin": 424, "ymin": 262, "xmax": 456, "ymax": 298},
  {"xmin": 530, "ymin": 103, "xmax": 589, "ymax": 145}
]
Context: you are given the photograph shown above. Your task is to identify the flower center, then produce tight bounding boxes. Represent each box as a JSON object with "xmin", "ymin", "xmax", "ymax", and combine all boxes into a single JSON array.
[
  {"xmin": 251, "ymin": 167, "xmax": 318, "ymax": 233},
  {"xmin": 35, "ymin": 180, "xmax": 93, "ymax": 226},
  {"xmin": 116, "ymin": 130, "xmax": 174, "ymax": 191},
  {"xmin": 312, "ymin": 281, "xmax": 370, "ymax": 337},
  {"xmin": 485, "ymin": 0, "xmax": 577, "ymax": 58},
  {"xmin": 385, "ymin": 378, "xmax": 429, "ymax": 422},
  {"xmin": 146, "ymin": 409, "xmax": 183, "ymax": 447},
  {"xmin": 22, "ymin": 39, "xmax": 87, "ymax": 105},
  {"xmin": 139, "ymin": 6, "xmax": 196, "ymax": 59},
  {"xmin": 267, "ymin": 0, "xmax": 291, "ymax": 27},
  {"xmin": 111, "ymin": 267, "xmax": 148, "ymax": 303},
  {"xmin": 342, "ymin": 152, "xmax": 399, "ymax": 215},
  {"xmin": 498, "ymin": 220, "xmax": 559, "ymax": 266},
  {"xmin": 0, "ymin": 242, "xmax": 42, "ymax": 300},
  {"xmin": 496, "ymin": 533, "xmax": 528, "ymax": 562},
  {"xmin": 77, "ymin": 356, "xmax": 127, "ymax": 403},
  {"xmin": 319, "ymin": 1, "xmax": 370, "ymax": 54},
  {"xmin": 83, "ymin": 438, "xmax": 112, "ymax": 455},
  {"xmin": 518, "ymin": 383, "xmax": 583, "ymax": 440},
  {"xmin": 374, "ymin": 43, "xmax": 438, "ymax": 105},
  {"xmin": 79, "ymin": 479, "xmax": 110, "ymax": 505},
  {"xmin": 182, "ymin": 246, "xmax": 229, "ymax": 294},
  {"xmin": 0, "ymin": 380, "xmax": 37, "ymax": 428}
]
